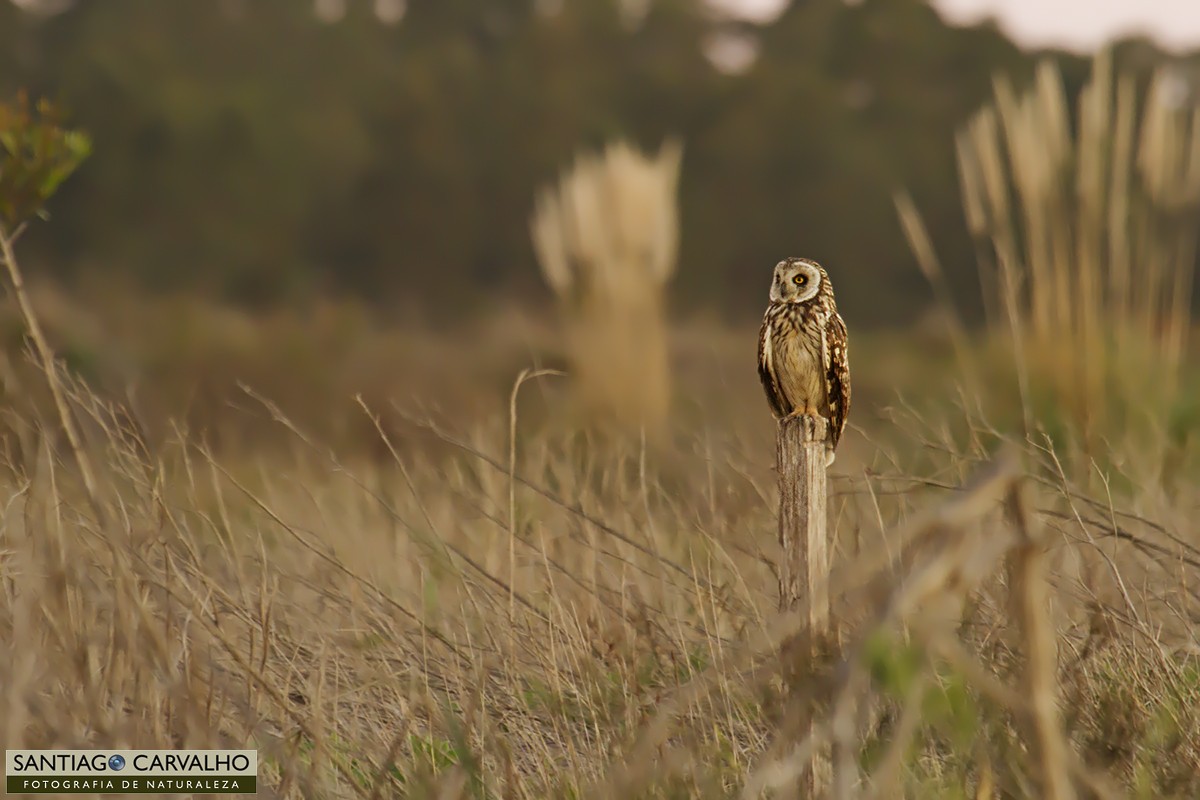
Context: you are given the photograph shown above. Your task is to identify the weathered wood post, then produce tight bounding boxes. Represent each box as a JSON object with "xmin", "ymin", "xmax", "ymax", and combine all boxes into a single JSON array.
[
  {"xmin": 777, "ymin": 413, "xmax": 831, "ymax": 795},
  {"xmin": 777, "ymin": 414, "xmax": 829, "ymax": 615}
]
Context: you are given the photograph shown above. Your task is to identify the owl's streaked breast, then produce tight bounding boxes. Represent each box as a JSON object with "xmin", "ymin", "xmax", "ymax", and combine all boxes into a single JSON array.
[
  {"xmin": 775, "ymin": 325, "xmax": 824, "ymax": 410},
  {"xmin": 762, "ymin": 305, "xmax": 827, "ymax": 416}
]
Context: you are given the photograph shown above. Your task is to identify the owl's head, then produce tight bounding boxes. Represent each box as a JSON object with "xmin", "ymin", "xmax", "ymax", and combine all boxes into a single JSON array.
[{"xmin": 769, "ymin": 257, "xmax": 824, "ymax": 304}]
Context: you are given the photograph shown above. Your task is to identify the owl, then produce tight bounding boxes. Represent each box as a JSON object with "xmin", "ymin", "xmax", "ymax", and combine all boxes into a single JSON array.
[{"xmin": 757, "ymin": 257, "xmax": 851, "ymax": 465}]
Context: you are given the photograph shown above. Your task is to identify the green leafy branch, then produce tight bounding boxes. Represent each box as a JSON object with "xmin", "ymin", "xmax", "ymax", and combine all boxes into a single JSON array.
[{"xmin": 0, "ymin": 91, "xmax": 91, "ymax": 228}]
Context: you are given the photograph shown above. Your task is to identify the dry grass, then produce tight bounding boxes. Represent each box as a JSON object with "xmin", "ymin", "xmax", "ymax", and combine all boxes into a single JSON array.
[
  {"xmin": 899, "ymin": 51, "xmax": 1200, "ymax": 473},
  {"xmin": 0, "ymin": 336, "xmax": 1197, "ymax": 797}
]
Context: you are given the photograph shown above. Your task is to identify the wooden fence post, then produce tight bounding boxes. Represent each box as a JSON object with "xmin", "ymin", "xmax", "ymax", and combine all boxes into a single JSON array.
[
  {"xmin": 777, "ymin": 414, "xmax": 829, "ymax": 616},
  {"xmin": 777, "ymin": 413, "xmax": 831, "ymax": 796}
]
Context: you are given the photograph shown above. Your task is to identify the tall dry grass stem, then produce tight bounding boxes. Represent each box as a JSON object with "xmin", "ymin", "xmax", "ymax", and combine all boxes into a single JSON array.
[
  {"xmin": 531, "ymin": 139, "xmax": 683, "ymax": 432},
  {"xmin": 0, "ymin": 222, "xmax": 104, "ymax": 522},
  {"xmin": 894, "ymin": 189, "xmax": 980, "ymax": 396},
  {"xmin": 507, "ymin": 367, "xmax": 566, "ymax": 623}
]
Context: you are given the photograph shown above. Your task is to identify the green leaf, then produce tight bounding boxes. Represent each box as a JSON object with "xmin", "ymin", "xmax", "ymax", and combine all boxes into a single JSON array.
[{"xmin": 0, "ymin": 93, "xmax": 91, "ymax": 226}]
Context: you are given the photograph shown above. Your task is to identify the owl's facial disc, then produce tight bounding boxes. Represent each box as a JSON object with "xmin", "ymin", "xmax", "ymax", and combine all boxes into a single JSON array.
[{"xmin": 769, "ymin": 259, "xmax": 822, "ymax": 303}]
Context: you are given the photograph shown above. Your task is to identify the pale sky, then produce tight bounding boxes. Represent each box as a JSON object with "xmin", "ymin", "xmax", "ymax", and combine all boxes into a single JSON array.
[{"xmin": 713, "ymin": 0, "xmax": 1200, "ymax": 53}]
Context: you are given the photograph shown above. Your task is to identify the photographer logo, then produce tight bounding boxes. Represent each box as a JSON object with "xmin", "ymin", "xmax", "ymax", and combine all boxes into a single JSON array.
[{"xmin": 5, "ymin": 750, "xmax": 256, "ymax": 794}]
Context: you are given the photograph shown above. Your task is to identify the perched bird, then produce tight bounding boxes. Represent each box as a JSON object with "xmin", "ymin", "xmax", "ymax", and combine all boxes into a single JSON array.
[{"xmin": 757, "ymin": 257, "xmax": 851, "ymax": 465}]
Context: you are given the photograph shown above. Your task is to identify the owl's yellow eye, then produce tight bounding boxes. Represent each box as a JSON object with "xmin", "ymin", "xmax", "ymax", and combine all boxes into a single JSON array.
[{"xmin": 793, "ymin": 274, "xmax": 806, "ymax": 286}]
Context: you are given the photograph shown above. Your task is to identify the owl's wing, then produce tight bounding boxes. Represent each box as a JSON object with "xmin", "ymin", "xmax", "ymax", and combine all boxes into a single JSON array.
[
  {"xmin": 757, "ymin": 313, "xmax": 787, "ymax": 418},
  {"xmin": 823, "ymin": 311, "xmax": 851, "ymax": 448}
]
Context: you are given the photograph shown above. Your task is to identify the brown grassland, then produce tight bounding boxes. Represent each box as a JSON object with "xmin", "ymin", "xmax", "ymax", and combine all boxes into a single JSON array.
[{"xmin": 2, "ymin": 55, "xmax": 1200, "ymax": 798}]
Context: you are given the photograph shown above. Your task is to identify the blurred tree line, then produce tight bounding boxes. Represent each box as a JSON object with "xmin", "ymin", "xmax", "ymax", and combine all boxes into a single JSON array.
[{"xmin": 0, "ymin": 0, "xmax": 1186, "ymax": 325}]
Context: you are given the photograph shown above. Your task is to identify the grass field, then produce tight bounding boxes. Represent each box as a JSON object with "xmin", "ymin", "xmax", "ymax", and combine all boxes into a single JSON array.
[{"xmin": 0, "ymin": 286, "xmax": 1197, "ymax": 798}]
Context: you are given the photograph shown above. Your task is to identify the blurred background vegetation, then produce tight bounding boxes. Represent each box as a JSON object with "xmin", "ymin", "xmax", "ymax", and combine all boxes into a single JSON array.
[
  {"xmin": 2, "ymin": 0, "xmax": 1198, "ymax": 462},
  {"xmin": 6, "ymin": 0, "xmax": 1188, "ymax": 326}
]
